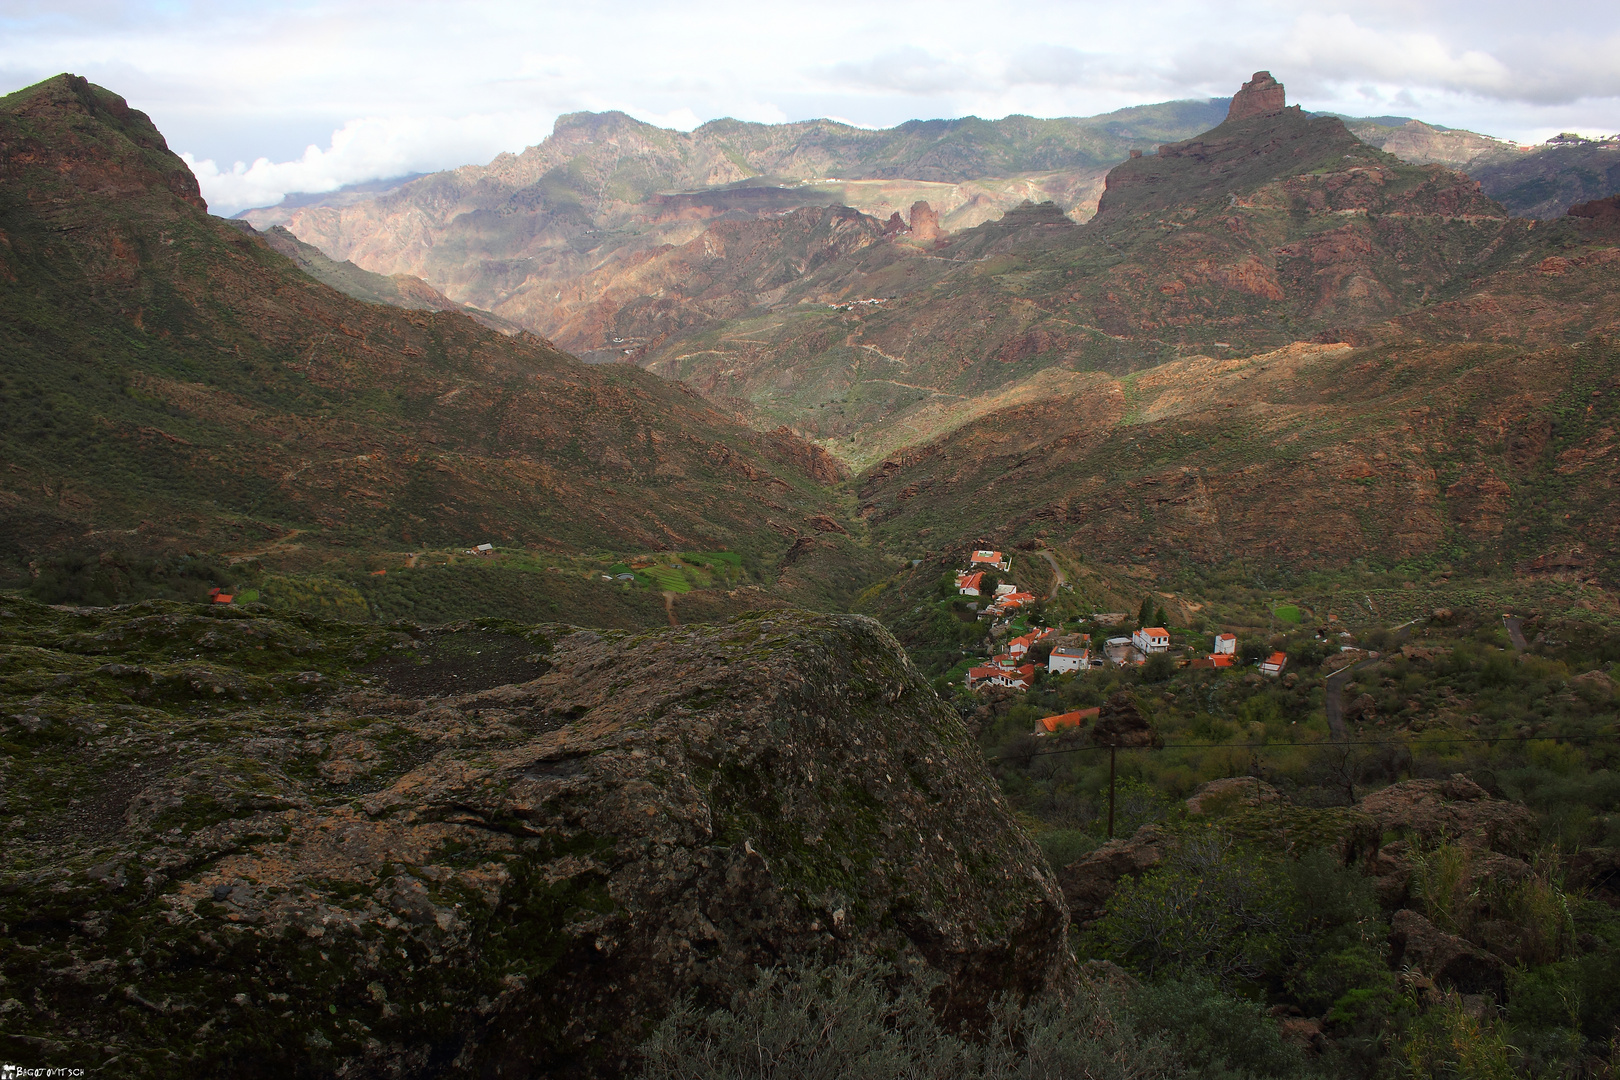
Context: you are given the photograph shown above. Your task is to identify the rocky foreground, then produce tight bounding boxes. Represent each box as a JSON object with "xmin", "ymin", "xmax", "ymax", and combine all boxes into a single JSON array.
[{"xmin": 0, "ymin": 601, "xmax": 1071, "ymax": 1076}]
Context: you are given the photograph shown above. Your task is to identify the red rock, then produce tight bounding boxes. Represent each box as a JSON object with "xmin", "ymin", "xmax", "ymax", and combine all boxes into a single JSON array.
[
  {"xmin": 909, "ymin": 200, "xmax": 943, "ymax": 245},
  {"xmin": 1227, "ymin": 71, "xmax": 1287, "ymax": 121}
]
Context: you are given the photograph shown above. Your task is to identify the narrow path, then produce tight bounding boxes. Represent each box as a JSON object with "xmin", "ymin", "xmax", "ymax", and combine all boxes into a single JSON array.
[
  {"xmin": 1503, "ymin": 615, "xmax": 1527, "ymax": 652},
  {"xmin": 1038, "ymin": 550, "xmax": 1066, "ymax": 600},
  {"xmin": 662, "ymin": 591, "xmax": 679, "ymax": 628},
  {"xmin": 1324, "ymin": 659, "xmax": 1376, "ymax": 741}
]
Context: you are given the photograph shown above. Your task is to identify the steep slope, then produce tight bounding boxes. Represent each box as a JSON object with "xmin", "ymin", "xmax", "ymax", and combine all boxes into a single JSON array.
[
  {"xmin": 854, "ymin": 205, "xmax": 1620, "ymax": 589},
  {"xmin": 0, "ymin": 75, "xmax": 848, "ymax": 584},
  {"xmin": 239, "ymin": 102, "xmax": 1232, "ymax": 343},
  {"xmin": 1351, "ymin": 121, "xmax": 1620, "ymax": 219},
  {"xmin": 619, "ymin": 75, "xmax": 1539, "ymax": 468},
  {"xmin": 245, "ymin": 222, "xmax": 524, "ymax": 334}
]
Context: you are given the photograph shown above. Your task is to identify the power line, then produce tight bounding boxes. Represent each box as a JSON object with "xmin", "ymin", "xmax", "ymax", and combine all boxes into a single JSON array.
[{"xmin": 1006, "ymin": 730, "xmax": 1620, "ymax": 761}]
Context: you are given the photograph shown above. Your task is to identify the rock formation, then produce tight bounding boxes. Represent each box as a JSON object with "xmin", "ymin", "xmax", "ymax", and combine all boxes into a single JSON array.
[
  {"xmin": 1226, "ymin": 71, "xmax": 1287, "ymax": 121},
  {"xmin": 909, "ymin": 200, "xmax": 944, "ymax": 245},
  {"xmin": 0, "ymin": 601, "xmax": 1074, "ymax": 1076}
]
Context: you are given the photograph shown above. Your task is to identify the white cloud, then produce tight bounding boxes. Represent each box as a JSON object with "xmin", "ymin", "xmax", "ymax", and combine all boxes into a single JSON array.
[
  {"xmin": 0, "ymin": 0, "xmax": 1615, "ymax": 214},
  {"xmin": 181, "ymin": 110, "xmax": 559, "ymax": 215}
]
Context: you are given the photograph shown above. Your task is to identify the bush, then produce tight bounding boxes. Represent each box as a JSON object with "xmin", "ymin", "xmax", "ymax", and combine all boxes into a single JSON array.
[
  {"xmin": 635, "ymin": 956, "xmax": 1181, "ymax": 1080},
  {"xmin": 1036, "ymin": 829, "xmax": 1099, "ymax": 870},
  {"xmin": 1088, "ymin": 831, "xmax": 1291, "ymax": 982},
  {"xmin": 1131, "ymin": 978, "xmax": 1305, "ymax": 1080}
]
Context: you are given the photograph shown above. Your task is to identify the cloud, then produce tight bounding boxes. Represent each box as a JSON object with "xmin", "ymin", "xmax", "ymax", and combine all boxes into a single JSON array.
[
  {"xmin": 3, "ymin": 0, "xmax": 1617, "ymax": 214},
  {"xmin": 184, "ymin": 110, "xmax": 557, "ymax": 215},
  {"xmin": 826, "ymin": 47, "xmax": 976, "ymax": 95}
]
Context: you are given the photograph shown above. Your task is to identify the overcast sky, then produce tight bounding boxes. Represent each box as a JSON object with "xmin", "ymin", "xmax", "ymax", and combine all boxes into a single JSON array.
[{"xmin": 3, "ymin": 0, "xmax": 1618, "ymax": 215}]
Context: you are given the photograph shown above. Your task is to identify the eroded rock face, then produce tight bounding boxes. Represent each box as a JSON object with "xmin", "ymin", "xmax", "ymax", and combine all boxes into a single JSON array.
[
  {"xmin": 1389, "ymin": 909, "xmax": 1506, "ymax": 998},
  {"xmin": 1227, "ymin": 71, "xmax": 1287, "ymax": 121},
  {"xmin": 1358, "ymin": 774, "xmax": 1537, "ymax": 855},
  {"xmin": 1056, "ymin": 824, "xmax": 1171, "ymax": 922},
  {"xmin": 1, "ymin": 606, "xmax": 1071, "ymax": 1077}
]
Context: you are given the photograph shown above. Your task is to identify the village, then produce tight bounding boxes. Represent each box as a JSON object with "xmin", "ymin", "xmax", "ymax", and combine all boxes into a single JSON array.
[{"xmin": 951, "ymin": 548, "xmax": 1295, "ymax": 734}]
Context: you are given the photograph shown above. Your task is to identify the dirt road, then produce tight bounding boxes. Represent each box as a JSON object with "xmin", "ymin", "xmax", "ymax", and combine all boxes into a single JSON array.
[
  {"xmin": 1038, "ymin": 550, "xmax": 1066, "ymax": 600},
  {"xmin": 1504, "ymin": 615, "xmax": 1527, "ymax": 651}
]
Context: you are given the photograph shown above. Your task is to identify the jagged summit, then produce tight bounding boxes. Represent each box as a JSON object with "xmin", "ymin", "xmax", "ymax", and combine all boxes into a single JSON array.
[{"xmin": 1227, "ymin": 70, "xmax": 1287, "ymax": 121}]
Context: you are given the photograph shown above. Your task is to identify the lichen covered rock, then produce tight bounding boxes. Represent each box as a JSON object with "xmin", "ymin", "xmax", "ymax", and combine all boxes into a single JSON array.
[{"xmin": 0, "ymin": 601, "xmax": 1071, "ymax": 1076}]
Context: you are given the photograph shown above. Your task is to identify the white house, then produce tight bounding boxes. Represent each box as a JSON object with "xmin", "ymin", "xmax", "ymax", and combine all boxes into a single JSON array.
[
  {"xmin": 1132, "ymin": 627, "xmax": 1170, "ymax": 653},
  {"xmin": 1213, "ymin": 633, "xmax": 1237, "ymax": 656},
  {"xmin": 1048, "ymin": 646, "xmax": 1089, "ymax": 674},
  {"xmin": 970, "ymin": 549, "xmax": 1011, "ymax": 571},
  {"xmin": 1260, "ymin": 651, "xmax": 1288, "ymax": 676}
]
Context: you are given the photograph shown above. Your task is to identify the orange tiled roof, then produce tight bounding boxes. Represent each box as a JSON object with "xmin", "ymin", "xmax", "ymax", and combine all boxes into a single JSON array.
[{"xmin": 1038, "ymin": 707, "xmax": 1100, "ymax": 733}]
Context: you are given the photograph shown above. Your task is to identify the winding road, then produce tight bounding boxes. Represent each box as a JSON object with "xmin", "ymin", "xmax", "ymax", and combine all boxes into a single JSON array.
[{"xmin": 1038, "ymin": 550, "xmax": 1066, "ymax": 600}]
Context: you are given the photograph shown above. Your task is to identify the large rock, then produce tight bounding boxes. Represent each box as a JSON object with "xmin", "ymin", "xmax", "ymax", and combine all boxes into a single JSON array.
[
  {"xmin": 1358, "ymin": 775, "xmax": 1537, "ymax": 855},
  {"xmin": 1389, "ymin": 910, "xmax": 1505, "ymax": 998},
  {"xmin": 1226, "ymin": 71, "xmax": 1287, "ymax": 121},
  {"xmin": 0, "ymin": 604, "xmax": 1072, "ymax": 1077},
  {"xmin": 1056, "ymin": 823, "xmax": 1171, "ymax": 922}
]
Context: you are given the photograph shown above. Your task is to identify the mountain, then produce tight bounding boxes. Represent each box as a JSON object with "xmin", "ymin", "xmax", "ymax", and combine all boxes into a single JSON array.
[
  {"xmin": 0, "ymin": 75, "xmax": 851, "ymax": 594},
  {"xmin": 236, "ymin": 101, "xmax": 1234, "ymax": 351},
  {"xmin": 1350, "ymin": 120, "xmax": 1620, "ymax": 219},
  {"xmin": 242, "ymin": 221, "xmax": 524, "ymax": 334},
  {"xmin": 600, "ymin": 77, "xmax": 1540, "ymax": 467}
]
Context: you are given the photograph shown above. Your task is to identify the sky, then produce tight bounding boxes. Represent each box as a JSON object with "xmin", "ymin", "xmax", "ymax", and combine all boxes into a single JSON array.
[{"xmin": 3, "ymin": 0, "xmax": 1618, "ymax": 216}]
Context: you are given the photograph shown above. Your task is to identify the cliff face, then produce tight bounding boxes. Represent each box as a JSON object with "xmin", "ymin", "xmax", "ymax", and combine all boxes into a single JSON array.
[{"xmin": 0, "ymin": 601, "xmax": 1072, "ymax": 1076}]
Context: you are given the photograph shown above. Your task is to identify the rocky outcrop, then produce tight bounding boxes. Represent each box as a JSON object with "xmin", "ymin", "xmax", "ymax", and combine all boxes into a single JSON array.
[
  {"xmin": 1091, "ymin": 691, "xmax": 1159, "ymax": 747},
  {"xmin": 0, "ymin": 603, "xmax": 1073, "ymax": 1076},
  {"xmin": 1056, "ymin": 823, "xmax": 1171, "ymax": 922},
  {"xmin": 1184, "ymin": 777, "xmax": 1281, "ymax": 815},
  {"xmin": 1389, "ymin": 910, "xmax": 1505, "ymax": 998},
  {"xmin": 1226, "ymin": 71, "xmax": 1287, "ymax": 121},
  {"xmin": 909, "ymin": 200, "xmax": 944, "ymax": 245},
  {"xmin": 1358, "ymin": 775, "xmax": 1537, "ymax": 855}
]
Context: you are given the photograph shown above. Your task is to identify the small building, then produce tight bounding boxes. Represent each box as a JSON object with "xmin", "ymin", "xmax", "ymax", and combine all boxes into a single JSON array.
[
  {"xmin": 1035, "ymin": 707, "xmax": 1100, "ymax": 735},
  {"xmin": 994, "ymin": 583, "xmax": 1018, "ymax": 597},
  {"xmin": 1048, "ymin": 646, "xmax": 1089, "ymax": 674},
  {"xmin": 476, "ymin": 543, "xmax": 494, "ymax": 553},
  {"xmin": 1213, "ymin": 633, "xmax": 1237, "ymax": 656},
  {"xmin": 1260, "ymin": 651, "xmax": 1288, "ymax": 676},
  {"xmin": 1000, "ymin": 591, "xmax": 1037, "ymax": 610},
  {"xmin": 208, "ymin": 588, "xmax": 234, "ymax": 605},
  {"xmin": 1188, "ymin": 654, "xmax": 1234, "ymax": 669},
  {"xmin": 966, "ymin": 662, "xmax": 1035, "ymax": 691},
  {"xmin": 970, "ymin": 549, "xmax": 1010, "ymax": 571},
  {"xmin": 1132, "ymin": 627, "xmax": 1171, "ymax": 653},
  {"xmin": 957, "ymin": 571, "xmax": 985, "ymax": 596}
]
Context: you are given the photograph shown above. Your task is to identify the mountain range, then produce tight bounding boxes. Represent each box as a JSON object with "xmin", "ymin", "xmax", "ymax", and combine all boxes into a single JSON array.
[{"xmin": 3, "ymin": 70, "xmax": 1618, "ymax": 622}]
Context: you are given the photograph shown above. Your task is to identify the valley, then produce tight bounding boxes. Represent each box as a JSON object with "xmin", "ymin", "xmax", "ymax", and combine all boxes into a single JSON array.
[{"xmin": 2, "ymin": 65, "xmax": 1618, "ymax": 1080}]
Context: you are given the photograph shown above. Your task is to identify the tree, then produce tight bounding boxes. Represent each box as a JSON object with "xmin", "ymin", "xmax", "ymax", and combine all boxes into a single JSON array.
[
  {"xmin": 1137, "ymin": 597, "xmax": 1154, "ymax": 626},
  {"xmin": 1153, "ymin": 605, "xmax": 1168, "ymax": 629}
]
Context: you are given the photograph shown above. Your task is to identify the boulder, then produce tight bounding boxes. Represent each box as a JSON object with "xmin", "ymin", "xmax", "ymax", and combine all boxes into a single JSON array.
[
  {"xmin": 1358, "ymin": 775, "xmax": 1536, "ymax": 855},
  {"xmin": 1572, "ymin": 669, "xmax": 1615, "ymax": 698},
  {"xmin": 1389, "ymin": 910, "xmax": 1505, "ymax": 998},
  {"xmin": 0, "ymin": 606, "xmax": 1073, "ymax": 1077},
  {"xmin": 1185, "ymin": 777, "xmax": 1282, "ymax": 815},
  {"xmin": 1091, "ymin": 691, "xmax": 1160, "ymax": 748},
  {"xmin": 1057, "ymin": 823, "xmax": 1171, "ymax": 922}
]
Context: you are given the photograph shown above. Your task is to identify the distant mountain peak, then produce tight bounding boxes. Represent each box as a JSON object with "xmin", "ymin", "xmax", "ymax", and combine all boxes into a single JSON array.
[{"xmin": 1227, "ymin": 70, "xmax": 1287, "ymax": 121}]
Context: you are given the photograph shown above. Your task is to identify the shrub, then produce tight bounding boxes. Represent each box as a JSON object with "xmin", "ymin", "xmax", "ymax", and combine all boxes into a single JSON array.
[
  {"xmin": 1089, "ymin": 830, "xmax": 1292, "ymax": 982},
  {"xmin": 1399, "ymin": 993, "xmax": 1516, "ymax": 1080},
  {"xmin": 1131, "ymin": 978, "xmax": 1305, "ymax": 1080},
  {"xmin": 634, "ymin": 956, "xmax": 1181, "ymax": 1080}
]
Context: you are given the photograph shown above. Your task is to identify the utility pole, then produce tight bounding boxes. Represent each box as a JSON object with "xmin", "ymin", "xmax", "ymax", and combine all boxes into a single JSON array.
[{"xmin": 1107, "ymin": 745, "xmax": 1117, "ymax": 839}]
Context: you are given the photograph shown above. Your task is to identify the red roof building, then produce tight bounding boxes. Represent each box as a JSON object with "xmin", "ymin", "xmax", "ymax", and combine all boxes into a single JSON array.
[{"xmin": 1036, "ymin": 707, "xmax": 1100, "ymax": 734}]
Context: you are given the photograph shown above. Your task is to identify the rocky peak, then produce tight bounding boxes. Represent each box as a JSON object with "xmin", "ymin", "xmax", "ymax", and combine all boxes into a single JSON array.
[{"xmin": 1227, "ymin": 70, "xmax": 1287, "ymax": 121}]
